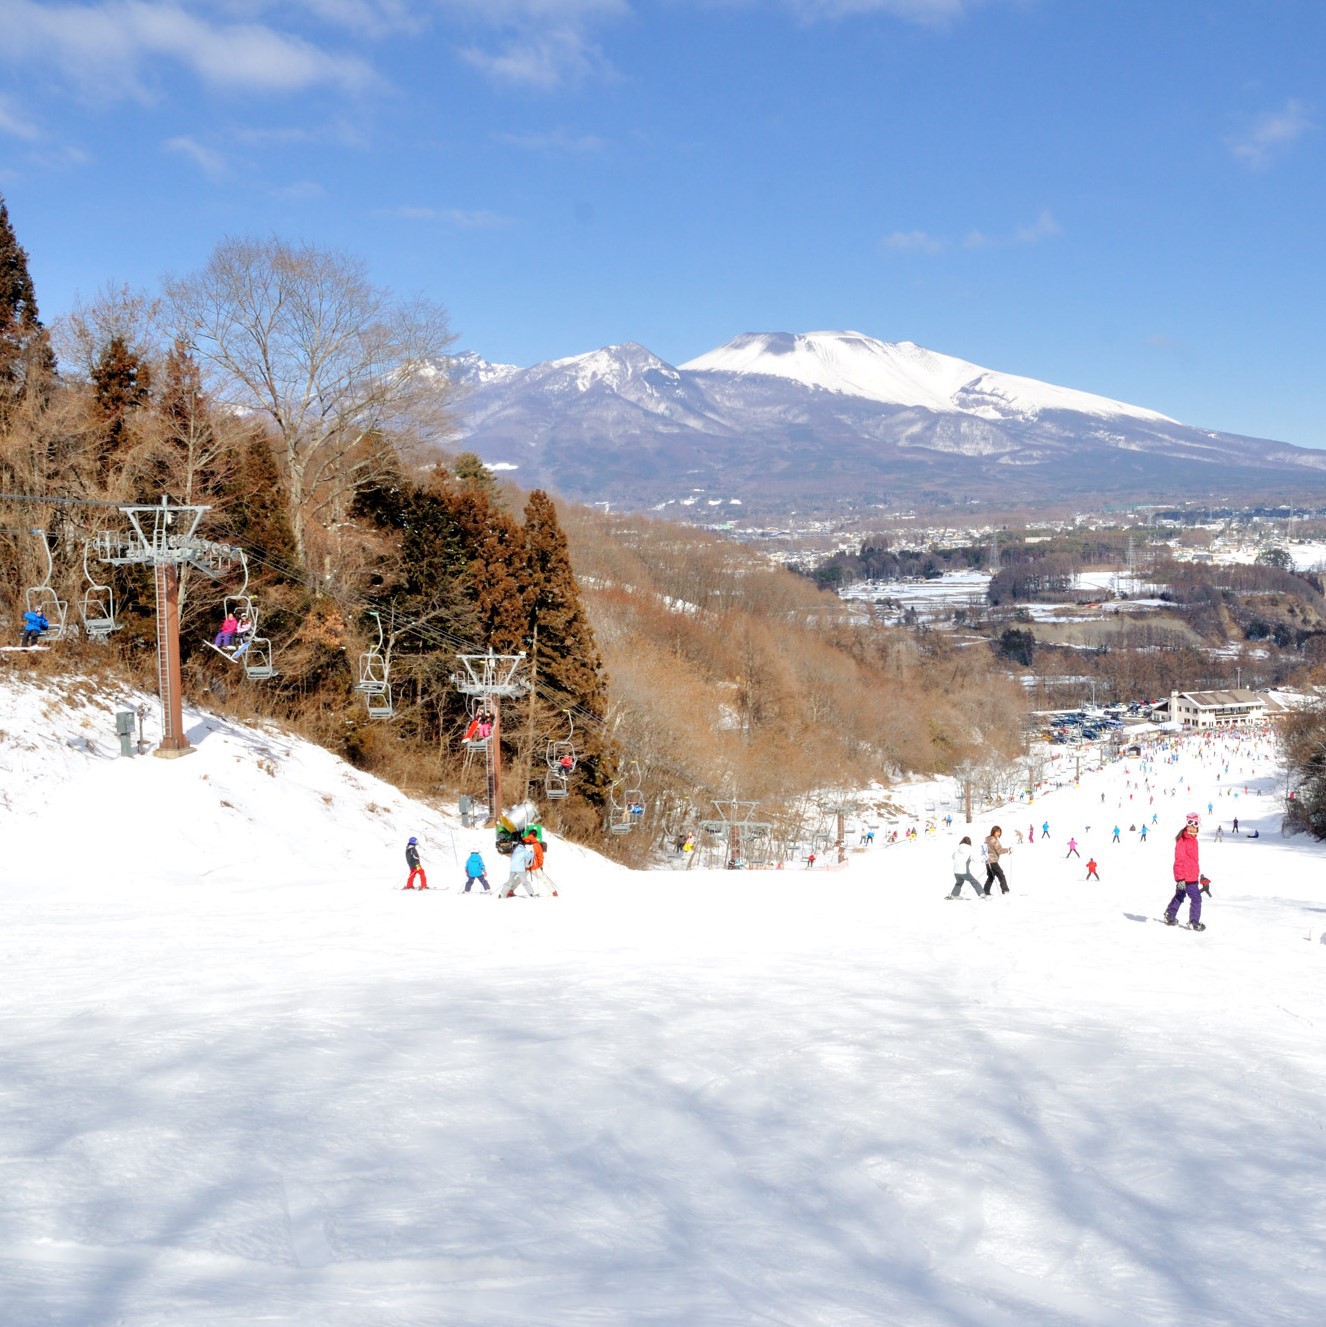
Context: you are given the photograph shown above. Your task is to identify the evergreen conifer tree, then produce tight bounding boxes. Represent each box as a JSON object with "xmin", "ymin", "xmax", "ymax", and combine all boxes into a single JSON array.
[
  {"xmin": 90, "ymin": 334, "xmax": 151, "ymax": 474},
  {"xmin": 0, "ymin": 194, "xmax": 56, "ymax": 420},
  {"xmin": 429, "ymin": 469, "xmax": 529, "ymax": 653},
  {"xmin": 522, "ymin": 490, "xmax": 614, "ymax": 809},
  {"xmin": 150, "ymin": 338, "xmax": 221, "ymax": 502}
]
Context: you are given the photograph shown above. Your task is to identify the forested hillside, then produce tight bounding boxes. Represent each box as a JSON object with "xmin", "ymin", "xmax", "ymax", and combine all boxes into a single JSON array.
[{"xmin": 1, "ymin": 197, "xmax": 1027, "ymax": 856}]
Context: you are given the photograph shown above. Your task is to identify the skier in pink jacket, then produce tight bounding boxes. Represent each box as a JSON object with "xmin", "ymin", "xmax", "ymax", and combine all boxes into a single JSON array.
[{"xmin": 1163, "ymin": 813, "xmax": 1207, "ymax": 929}]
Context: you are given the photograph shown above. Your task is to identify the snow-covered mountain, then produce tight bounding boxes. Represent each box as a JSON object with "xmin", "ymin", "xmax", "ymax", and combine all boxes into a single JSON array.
[
  {"xmin": 442, "ymin": 331, "xmax": 1326, "ymax": 516},
  {"xmin": 682, "ymin": 331, "xmax": 1176, "ymax": 424}
]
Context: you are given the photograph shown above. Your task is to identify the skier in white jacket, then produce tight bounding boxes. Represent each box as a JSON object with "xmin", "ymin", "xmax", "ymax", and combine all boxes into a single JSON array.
[
  {"xmin": 503, "ymin": 841, "xmax": 539, "ymax": 897},
  {"xmin": 947, "ymin": 836, "xmax": 985, "ymax": 899}
]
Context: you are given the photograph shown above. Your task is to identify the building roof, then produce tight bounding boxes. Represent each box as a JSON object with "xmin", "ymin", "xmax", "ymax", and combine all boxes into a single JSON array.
[{"xmin": 1173, "ymin": 689, "xmax": 1285, "ymax": 712}]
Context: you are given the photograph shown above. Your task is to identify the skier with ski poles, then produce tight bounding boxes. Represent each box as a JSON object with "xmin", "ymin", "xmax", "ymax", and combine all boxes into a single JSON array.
[{"xmin": 404, "ymin": 836, "xmax": 427, "ymax": 890}]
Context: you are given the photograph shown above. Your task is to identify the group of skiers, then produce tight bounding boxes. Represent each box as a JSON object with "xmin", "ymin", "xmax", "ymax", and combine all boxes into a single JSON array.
[
  {"xmin": 946, "ymin": 811, "xmax": 1211, "ymax": 927},
  {"xmin": 403, "ymin": 829, "xmax": 557, "ymax": 897},
  {"xmin": 947, "ymin": 824, "xmax": 1013, "ymax": 898}
]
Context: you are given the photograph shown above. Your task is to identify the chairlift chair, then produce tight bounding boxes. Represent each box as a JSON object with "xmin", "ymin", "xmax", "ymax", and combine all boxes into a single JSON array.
[
  {"xmin": 607, "ymin": 777, "xmax": 634, "ymax": 835},
  {"xmin": 624, "ymin": 762, "xmax": 646, "ymax": 820},
  {"xmin": 353, "ymin": 611, "xmax": 393, "ymax": 719},
  {"xmin": 79, "ymin": 540, "xmax": 122, "ymax": 641},
  {"xmin": 238, "ymin": 635, "xmax": 278, "ymax": 681},
  {"xmin": 24, "ymin": 586, "xmax": 69, "ymax": 641},
  {"xmin": 544, "ymin": 712, "xmax": 577, "ymax": 800},
  {"xmin": 25, "ymin": 529, "xmax": 70, "ymax": 641},
  {"xmin": 205, "ymin": 558, "xmax": 276, "ymax": 680},
  {"xmin": 462, "ymin": 698, "xmax": 493, "ymax": 750}
]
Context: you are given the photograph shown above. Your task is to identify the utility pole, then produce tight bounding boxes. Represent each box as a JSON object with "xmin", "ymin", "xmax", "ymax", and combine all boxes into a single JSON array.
[
  {"xmin": 452, "ymin": 651, "xmax": 529, "ymax": 824},
  {"xmin": 93, "ymin": 498, "xmax": 243, "ymax": 759}
]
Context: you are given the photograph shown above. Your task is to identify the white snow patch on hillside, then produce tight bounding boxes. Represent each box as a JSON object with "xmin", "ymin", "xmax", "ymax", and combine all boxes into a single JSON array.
[{"xmin": 1, "ymin": 674, "xmax": 1324, "ymax": 1325}]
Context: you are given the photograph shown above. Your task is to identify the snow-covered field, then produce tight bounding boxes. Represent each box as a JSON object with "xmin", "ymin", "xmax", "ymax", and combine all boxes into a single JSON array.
[{"xmin": 2, "ymin": 675, "xmax": 1324, "ymax": 1326}]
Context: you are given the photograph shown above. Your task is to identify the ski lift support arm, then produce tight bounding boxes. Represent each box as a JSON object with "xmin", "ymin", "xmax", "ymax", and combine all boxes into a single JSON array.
[{"xmin": 93, "ymin": 498, "xmax": 242, "ymax": 577}]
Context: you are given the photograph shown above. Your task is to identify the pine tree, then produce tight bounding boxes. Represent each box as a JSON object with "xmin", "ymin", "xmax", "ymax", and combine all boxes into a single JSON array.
[
  {"xmin": 429, "ymin": 469, "xmax": 530, "ymax": 653},
  {"xmin": 452, "ymin": 450, "xmax": 498, "ymax": 494},
  {"xmin": 90, "ymin": 334, "xmax": 151, "ymax": 474},
  {"xmin": 0, "ymin": 194, "xmax": 56, "ymax": 421},
  {"xmin": 149, "ymin": 338, "xmax": 222, "ymax": 502},
  {"xmin": 522, "ymin": 489, "xmax": 615, "ymax": 812}
]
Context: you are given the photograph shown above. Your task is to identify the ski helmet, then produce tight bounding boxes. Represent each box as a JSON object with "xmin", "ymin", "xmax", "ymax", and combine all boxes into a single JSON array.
[{"xmin": 408, "ymin": 836, "xmax": 418, "ymax": 844}]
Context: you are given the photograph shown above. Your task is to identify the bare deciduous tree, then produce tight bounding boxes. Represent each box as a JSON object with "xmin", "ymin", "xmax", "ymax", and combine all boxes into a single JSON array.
[{"xmin": 164, "ymin": 237, "xmax": 456, "ymax": 575}]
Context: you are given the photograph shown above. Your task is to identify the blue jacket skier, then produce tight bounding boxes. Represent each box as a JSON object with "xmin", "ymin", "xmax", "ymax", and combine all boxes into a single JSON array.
[
  {"xmin": 21, "ymin": 609, "xmax": 48, "ymax": 647},
  {"xmin": 463, "ymin": 850, "xmax": 490, "ymax": 893}
]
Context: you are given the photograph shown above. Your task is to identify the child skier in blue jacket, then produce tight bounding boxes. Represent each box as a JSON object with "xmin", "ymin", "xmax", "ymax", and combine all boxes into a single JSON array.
[{"xmin": 463, "ymin": 850, "xmax": 490, "ymax": 893}]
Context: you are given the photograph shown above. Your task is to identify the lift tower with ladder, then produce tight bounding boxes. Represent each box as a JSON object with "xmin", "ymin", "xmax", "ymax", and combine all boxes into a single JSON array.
[
  {"xmin": 451, "ymin": 651, "xmax": 529, "ymax": 824},
  {"xmin": 92, "ymin": 498, "xmax": 243, "ymax": 758}
]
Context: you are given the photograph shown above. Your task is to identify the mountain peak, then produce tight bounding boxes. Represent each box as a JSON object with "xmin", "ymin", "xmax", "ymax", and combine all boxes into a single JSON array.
[{"xmin": 681, "ymin": 330, "xmax": 1174, "ymax": 423}]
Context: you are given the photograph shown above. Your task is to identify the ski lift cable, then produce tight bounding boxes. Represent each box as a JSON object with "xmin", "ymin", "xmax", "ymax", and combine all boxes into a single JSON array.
[
  {"xmin": 181, "ymin": 523, "xmax": 643, "ymax": 766},
  {"xmin": 230, "ymin": 536, "xmax": 617, "ymax": 740}
]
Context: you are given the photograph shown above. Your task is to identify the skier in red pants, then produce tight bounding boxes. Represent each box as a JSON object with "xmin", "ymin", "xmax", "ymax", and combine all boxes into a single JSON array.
[{"xmin": 405, "ymin": 836, "xmax": 427, "ymax": 890}]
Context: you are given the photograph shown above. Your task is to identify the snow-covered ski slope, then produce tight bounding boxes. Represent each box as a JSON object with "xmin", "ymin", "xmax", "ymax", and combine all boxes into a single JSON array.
[{"xmin": 2, "ymin": 674, "xmax": 1324, "ymax": 1326}]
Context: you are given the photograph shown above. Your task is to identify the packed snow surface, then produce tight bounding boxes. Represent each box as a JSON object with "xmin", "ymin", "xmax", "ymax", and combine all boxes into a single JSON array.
[
  {"xmin": 681, "ymin": 331, "xmax": 1177, "ymax": 423},
  {"xmin": 1, "ymin": 674, "xmax": 1323, "ymax": 1325}
]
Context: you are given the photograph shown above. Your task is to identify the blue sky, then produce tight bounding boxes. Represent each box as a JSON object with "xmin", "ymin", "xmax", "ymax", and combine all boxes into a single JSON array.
[{"xmin": 1, "ymin": 0, "xmax": 1323, "ymax": 448}]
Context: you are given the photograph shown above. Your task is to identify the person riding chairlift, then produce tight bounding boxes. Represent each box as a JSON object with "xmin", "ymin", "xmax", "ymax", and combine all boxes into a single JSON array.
[
  {"xmin": 231, "ymin": 613, "xmax": 255, "ymax": 659},
  {"xmin": 463, "ymin": 711, "xmax": 493, "ymax": 742},
  {"xmin": 21, "ymin": 608, "xmax": 49, "ymax": 647},
  {"xmin": 214, "ymin": 613, "xmax": 239, "ymax": 649}
]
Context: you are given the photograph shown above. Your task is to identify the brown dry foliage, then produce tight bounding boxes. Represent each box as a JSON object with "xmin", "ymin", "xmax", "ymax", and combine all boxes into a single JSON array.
[{"xmin": 563, "ymin": 507, "xmax": 1028, "ymax": 855}]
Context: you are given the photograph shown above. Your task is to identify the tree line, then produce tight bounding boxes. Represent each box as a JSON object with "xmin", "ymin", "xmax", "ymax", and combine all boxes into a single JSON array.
[{"xmin": 0, "ymin": 194, "xmax": 615, "ymax": 840}]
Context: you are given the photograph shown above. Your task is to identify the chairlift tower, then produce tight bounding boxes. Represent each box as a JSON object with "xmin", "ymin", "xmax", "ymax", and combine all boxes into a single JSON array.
[
  {"xmin": 93, "ymin": 498, "xmax": 243, "ymax": 758},
  {"xmin": 698, "ymin": 798, "xmax": 772, "ymax": 867},
  {"xmin": 825, "ymin": 800, "xmax": 857, "ymax": 864},
  {"xmin": 451, "ymin": 651, "xmax": 528, "ymax": 823}
]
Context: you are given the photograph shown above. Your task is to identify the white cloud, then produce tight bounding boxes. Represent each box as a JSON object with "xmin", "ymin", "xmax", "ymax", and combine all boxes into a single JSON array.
[
  {"xmin": 1013, "ymin": 209, "xmax": 1062, "ymax": 244},
  {"xmin": 460, "ymin": 26, "xmax": 613, "ymax": 89},
  {"xmin": 884, "ymin": 211, "xmax": 1061, "ymax": 254},
  {"xmin": 438, "ymin": 1, "xmax": 628, "ymax": 20},
  {"xmin": 0, "ymin": 93, "xmax": 43, "ymax": 141},
  {"xmin": 495, "ymin": 127, "xmax": 609, "ymax": 153},
  {"xmin": 882, "ymin": 229, "xmax": 944, "ymax": 253},
  {"xmin": 372, "ymin": 204, "xmax": 512, "ymax": 227},
  {"xmin": 0, "ymin": 1, "xmax": 377, "ymax": 98},
  {"xmin": 1229, "ymin": 98, "xmax": 1313, "ymax": 171},
  {"xmin": 966, "ymin": 209, "xmax": 1062, "ymax": 249},
  {"xmin": 442, "ymin": 207, "xmax": 511, "ymax": 228},
  {"xmin": 273, "ymin": 179, "xmax": 328, "ymax": 200},
  {"xmin": 785, "ymin": 0, "xmax": 970, "ymax": 23},
  {"xmin": 163, "ymin": 134, "xmax": 228, "ymax": 175}
]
